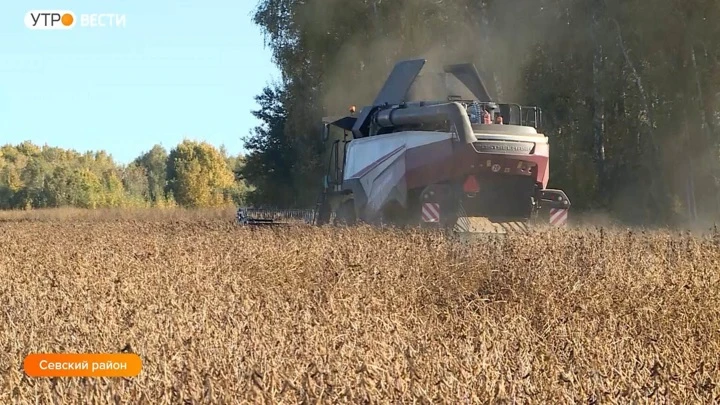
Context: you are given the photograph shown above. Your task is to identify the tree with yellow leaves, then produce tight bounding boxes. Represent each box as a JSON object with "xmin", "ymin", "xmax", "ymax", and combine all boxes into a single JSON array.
[{"xmin": 165, "ymin": 139, "xmax": 236, "ymax": 208}]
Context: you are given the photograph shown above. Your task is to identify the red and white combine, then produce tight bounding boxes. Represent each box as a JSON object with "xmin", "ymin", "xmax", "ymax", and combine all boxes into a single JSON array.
[
  {"xmin": 311, "ymin": 58, "xmax": 571, "ymax": 235},
  {"xmin": 237, "ymin": 58, "xmax": 571, "ymax": 234}
]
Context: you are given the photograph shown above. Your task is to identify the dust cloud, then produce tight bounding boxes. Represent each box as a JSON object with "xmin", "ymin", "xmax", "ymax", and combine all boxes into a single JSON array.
[{"xmin": 299, "ymin": 0, "xmax": 571, "ymax": 116}]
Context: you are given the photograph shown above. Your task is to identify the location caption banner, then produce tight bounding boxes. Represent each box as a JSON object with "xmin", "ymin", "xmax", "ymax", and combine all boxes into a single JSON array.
[{"xmin": 24, "ymin": 353, "xmax": 142, "ymax": 377}]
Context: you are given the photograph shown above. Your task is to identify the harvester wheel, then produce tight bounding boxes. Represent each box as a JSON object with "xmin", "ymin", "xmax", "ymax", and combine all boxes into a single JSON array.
[
  {"xmin": 316, "ymin": 199, "xmax": 332, "ymax": 226},
  {"xmin": 334, "ymin": 200, "xmax": 356, "ymax": 226},
  {"xmin": 379, "ymin": 200, "xmax": 408, "ymax": 227}
]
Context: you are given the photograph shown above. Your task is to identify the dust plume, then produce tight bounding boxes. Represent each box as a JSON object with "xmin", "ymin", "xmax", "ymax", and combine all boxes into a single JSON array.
[{"xmin": 302, "ymin": 0, "xmax": 571, "ymax": 116}]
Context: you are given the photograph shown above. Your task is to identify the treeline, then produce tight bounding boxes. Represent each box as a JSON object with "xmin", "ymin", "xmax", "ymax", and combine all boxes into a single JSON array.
[
  {"xmin": 0, "ymin": 140, "xmax": 249, "ymax": 210},
  {"xmin": 243, "ymin": 0, "xmax": 720, "ymax": 225}
]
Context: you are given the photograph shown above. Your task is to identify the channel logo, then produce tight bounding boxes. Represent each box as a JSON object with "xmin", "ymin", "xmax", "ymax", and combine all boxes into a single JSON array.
[
  {"xmin": 25, "ymin": 10, "xmax": 126, "ymax": 29},
  {"xmin": 25, "ymin": 10, "xmax": 75, "ymax": 30}
]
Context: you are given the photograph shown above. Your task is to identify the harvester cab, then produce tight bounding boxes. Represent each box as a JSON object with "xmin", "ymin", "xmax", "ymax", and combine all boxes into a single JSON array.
[{"xmin": 314, "ymin": 58, "xmax": 571, "ymax": 235}]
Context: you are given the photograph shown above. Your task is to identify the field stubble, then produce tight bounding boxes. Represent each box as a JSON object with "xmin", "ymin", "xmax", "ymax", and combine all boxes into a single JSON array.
[{"xmin": 0, "ymin": 209, "xmax": 719, "ymax": 403}]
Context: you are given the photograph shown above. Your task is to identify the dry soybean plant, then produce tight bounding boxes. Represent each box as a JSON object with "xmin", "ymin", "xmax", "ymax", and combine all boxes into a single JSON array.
[{"xmin": 0, "ymin": 210, "xmax": 719, "ymax": 404}]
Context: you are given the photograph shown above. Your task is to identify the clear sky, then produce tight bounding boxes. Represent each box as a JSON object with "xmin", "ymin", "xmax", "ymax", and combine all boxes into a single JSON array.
[{"xmin": 0, "ymin": 1, "xmax": 281, "ymax": 164}]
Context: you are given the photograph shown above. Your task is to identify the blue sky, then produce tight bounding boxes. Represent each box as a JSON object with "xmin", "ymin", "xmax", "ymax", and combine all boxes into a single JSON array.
[{"xmin": 0, "ymin": 1, "xmax": 281, "ymax": 164}]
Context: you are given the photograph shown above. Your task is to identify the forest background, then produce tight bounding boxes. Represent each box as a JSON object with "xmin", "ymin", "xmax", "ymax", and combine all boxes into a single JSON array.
[{"xmin": 3, "ymin": 0, "xmax": 719, "ymax": 227}]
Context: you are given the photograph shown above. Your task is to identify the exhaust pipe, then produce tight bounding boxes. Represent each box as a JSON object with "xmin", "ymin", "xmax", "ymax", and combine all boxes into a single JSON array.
[{"xmin": 374, "ymin": 102, "xmax": 475, "ymax": 144}]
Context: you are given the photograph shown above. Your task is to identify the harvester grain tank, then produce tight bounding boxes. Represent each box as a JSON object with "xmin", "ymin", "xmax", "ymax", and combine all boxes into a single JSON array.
[{"xmin": 314, "ymin": 58, "xmax": 571, "ymax": 234}]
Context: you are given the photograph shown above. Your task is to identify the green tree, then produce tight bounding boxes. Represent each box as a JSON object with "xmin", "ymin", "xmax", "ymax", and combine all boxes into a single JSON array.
[
  {"xmin": 134, "ymin": 144, "xmax": 168, "ymax": 204},
  {"xmin": 225, "ymin": 153, "xmax": 252, "ymax": 206},
  {"xmin": 241, "ymin": 84, "xmax": 301, "ymax": 207},
  {"xmin": 122, "ymin": 163, "xmax": 150, "ymax": 203}
]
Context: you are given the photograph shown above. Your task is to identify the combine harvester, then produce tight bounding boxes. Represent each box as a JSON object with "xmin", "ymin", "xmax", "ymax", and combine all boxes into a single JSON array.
[{"xmin": 238, "ymin": 58, "xmax": 571, "ymax": 236}]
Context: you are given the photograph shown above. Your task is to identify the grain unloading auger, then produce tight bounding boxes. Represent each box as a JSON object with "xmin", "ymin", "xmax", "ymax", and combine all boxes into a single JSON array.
[{"xmin": 312, "ymin": 58, "xmax": 571, "ymax": 237}]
